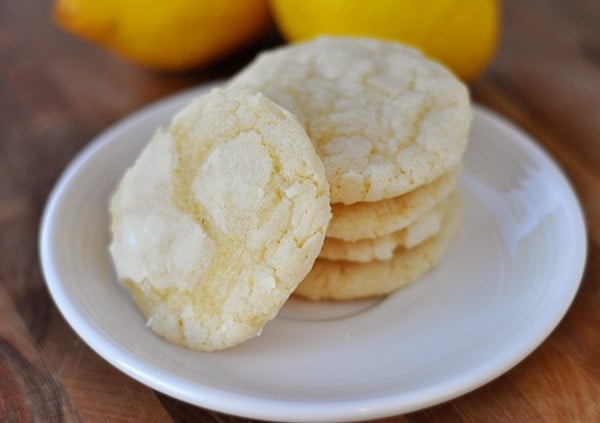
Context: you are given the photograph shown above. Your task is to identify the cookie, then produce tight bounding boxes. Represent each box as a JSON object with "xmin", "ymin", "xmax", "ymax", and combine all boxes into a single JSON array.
[
  {"xmin": 327, "ymin": 166, "xmax": 459, "ymax": 241},
  {"xmin": 109, "ymin": 88, "xmax": 331, "ymax": 351},
  {"xmin": 229, "ymin": 36, "xmax": 471, "ymax": 204},
  {"xmin": 295, "ymin": 192, "xmax": 462, "ymax": 300},
  {"xmin": 319, "ymin": 195, "xmax": 450, "ymax": 262}
]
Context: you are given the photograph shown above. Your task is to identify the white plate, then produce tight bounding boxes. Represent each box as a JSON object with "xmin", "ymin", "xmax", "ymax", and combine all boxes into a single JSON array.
[{"xmin": 39, "ymin": 84, "xmax": 587, "ymax": 422}]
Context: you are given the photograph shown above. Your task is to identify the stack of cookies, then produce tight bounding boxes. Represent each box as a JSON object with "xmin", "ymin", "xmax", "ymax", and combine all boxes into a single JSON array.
[
  {"xmin": 230, "ymin": 37, "xmax": 471, "ymax": 301},
  {"xmin": 109, "ymin": 37, "xmax": 471, "ymax": 351}
]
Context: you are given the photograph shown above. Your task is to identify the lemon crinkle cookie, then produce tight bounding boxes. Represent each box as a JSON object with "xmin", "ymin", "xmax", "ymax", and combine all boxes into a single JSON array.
[
  {"xmin": 229, "ymin": 36, "xmax": 471, "ymax": 205},
  {"xmin": 327, "ymin": 166, "xmax": 460, "ymax": 241},
  {"xmin": 295, "ymin": 192, "xmax": 463, "ymax": 300},
  {"xmin": 319, "ymin": 195, "xmax": 451, "ymax": 263},
  {"xmin": 109, "ymin": 88, "xmax": 331, "ymax": 351}
]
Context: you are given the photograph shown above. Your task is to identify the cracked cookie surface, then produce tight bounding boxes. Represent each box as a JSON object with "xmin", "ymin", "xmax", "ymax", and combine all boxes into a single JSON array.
[
  {"xmin": 109, "ymin": 88, "xmax": 331, "ymax": 351},
  {"xmin": 229, "ymin": 37, "xmax": 471, "ymax": 205}
]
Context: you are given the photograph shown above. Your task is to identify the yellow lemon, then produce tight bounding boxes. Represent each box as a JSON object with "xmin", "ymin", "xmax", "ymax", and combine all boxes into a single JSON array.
[
  {"xmin": 269, "ymin": 0, "xmax": 499, "ymax": 81},
  {"xmin": 54, "ymin": 0, "xmax": 272, "ymax": 71}
]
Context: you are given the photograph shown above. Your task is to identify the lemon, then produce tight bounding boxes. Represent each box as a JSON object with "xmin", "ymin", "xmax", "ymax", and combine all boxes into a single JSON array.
[
  {"xmin": 54, "ymin": 0, "xmax": 272, "ymax": 71},
  {"xmin": 269, "ymin": 0, "xmax": 499, "ymax": 81}
]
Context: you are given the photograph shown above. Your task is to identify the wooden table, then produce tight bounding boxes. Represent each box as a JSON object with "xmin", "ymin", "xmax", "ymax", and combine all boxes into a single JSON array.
[{"xmin": 2, "ymin": 0, "xmax": 599, "ymax": 421}]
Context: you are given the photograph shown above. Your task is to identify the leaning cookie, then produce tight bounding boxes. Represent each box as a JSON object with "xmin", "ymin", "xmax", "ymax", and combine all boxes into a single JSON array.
[
  {"xmin": 319, "ymin": 195, "xmax": 450, "ymax": 263},
  {"xmin": 109, "ymin": 88, "xmax": 331, "ymax": 351},
  {"xmin": 230, "ymin": 36, "xmax": 471, "ymax": 205},
  {"xmin": 295, "ymin": 192, "xmax": 462, "ymax": 301}
]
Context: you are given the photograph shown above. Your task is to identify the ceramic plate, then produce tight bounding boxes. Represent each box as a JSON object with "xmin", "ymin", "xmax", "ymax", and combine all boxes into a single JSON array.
[{"xmin": 39, "ymin": 84, "xmax": 587, "ymax": 422}]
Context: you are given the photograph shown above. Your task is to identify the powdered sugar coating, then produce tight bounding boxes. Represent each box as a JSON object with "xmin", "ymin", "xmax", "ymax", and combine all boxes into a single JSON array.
[
  {"xmin": 109, "ymin": 88, "xmax": 331, "ymax": 350},
  {"xmin": 230, "ymin": 37, "xmax": 471, "ymax": 204}
]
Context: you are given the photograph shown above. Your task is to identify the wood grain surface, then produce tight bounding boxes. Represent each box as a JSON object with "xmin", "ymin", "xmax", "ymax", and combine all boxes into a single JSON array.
[{"xmin": 1, "ymin": 0, "xmax": 599, "ymax": 421}]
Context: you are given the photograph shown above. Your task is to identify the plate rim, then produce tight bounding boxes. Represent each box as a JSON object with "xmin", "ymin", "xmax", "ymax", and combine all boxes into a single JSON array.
[{"xmin": 39, "ymin": 85, "xmax": 588, "ymax": 422}]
